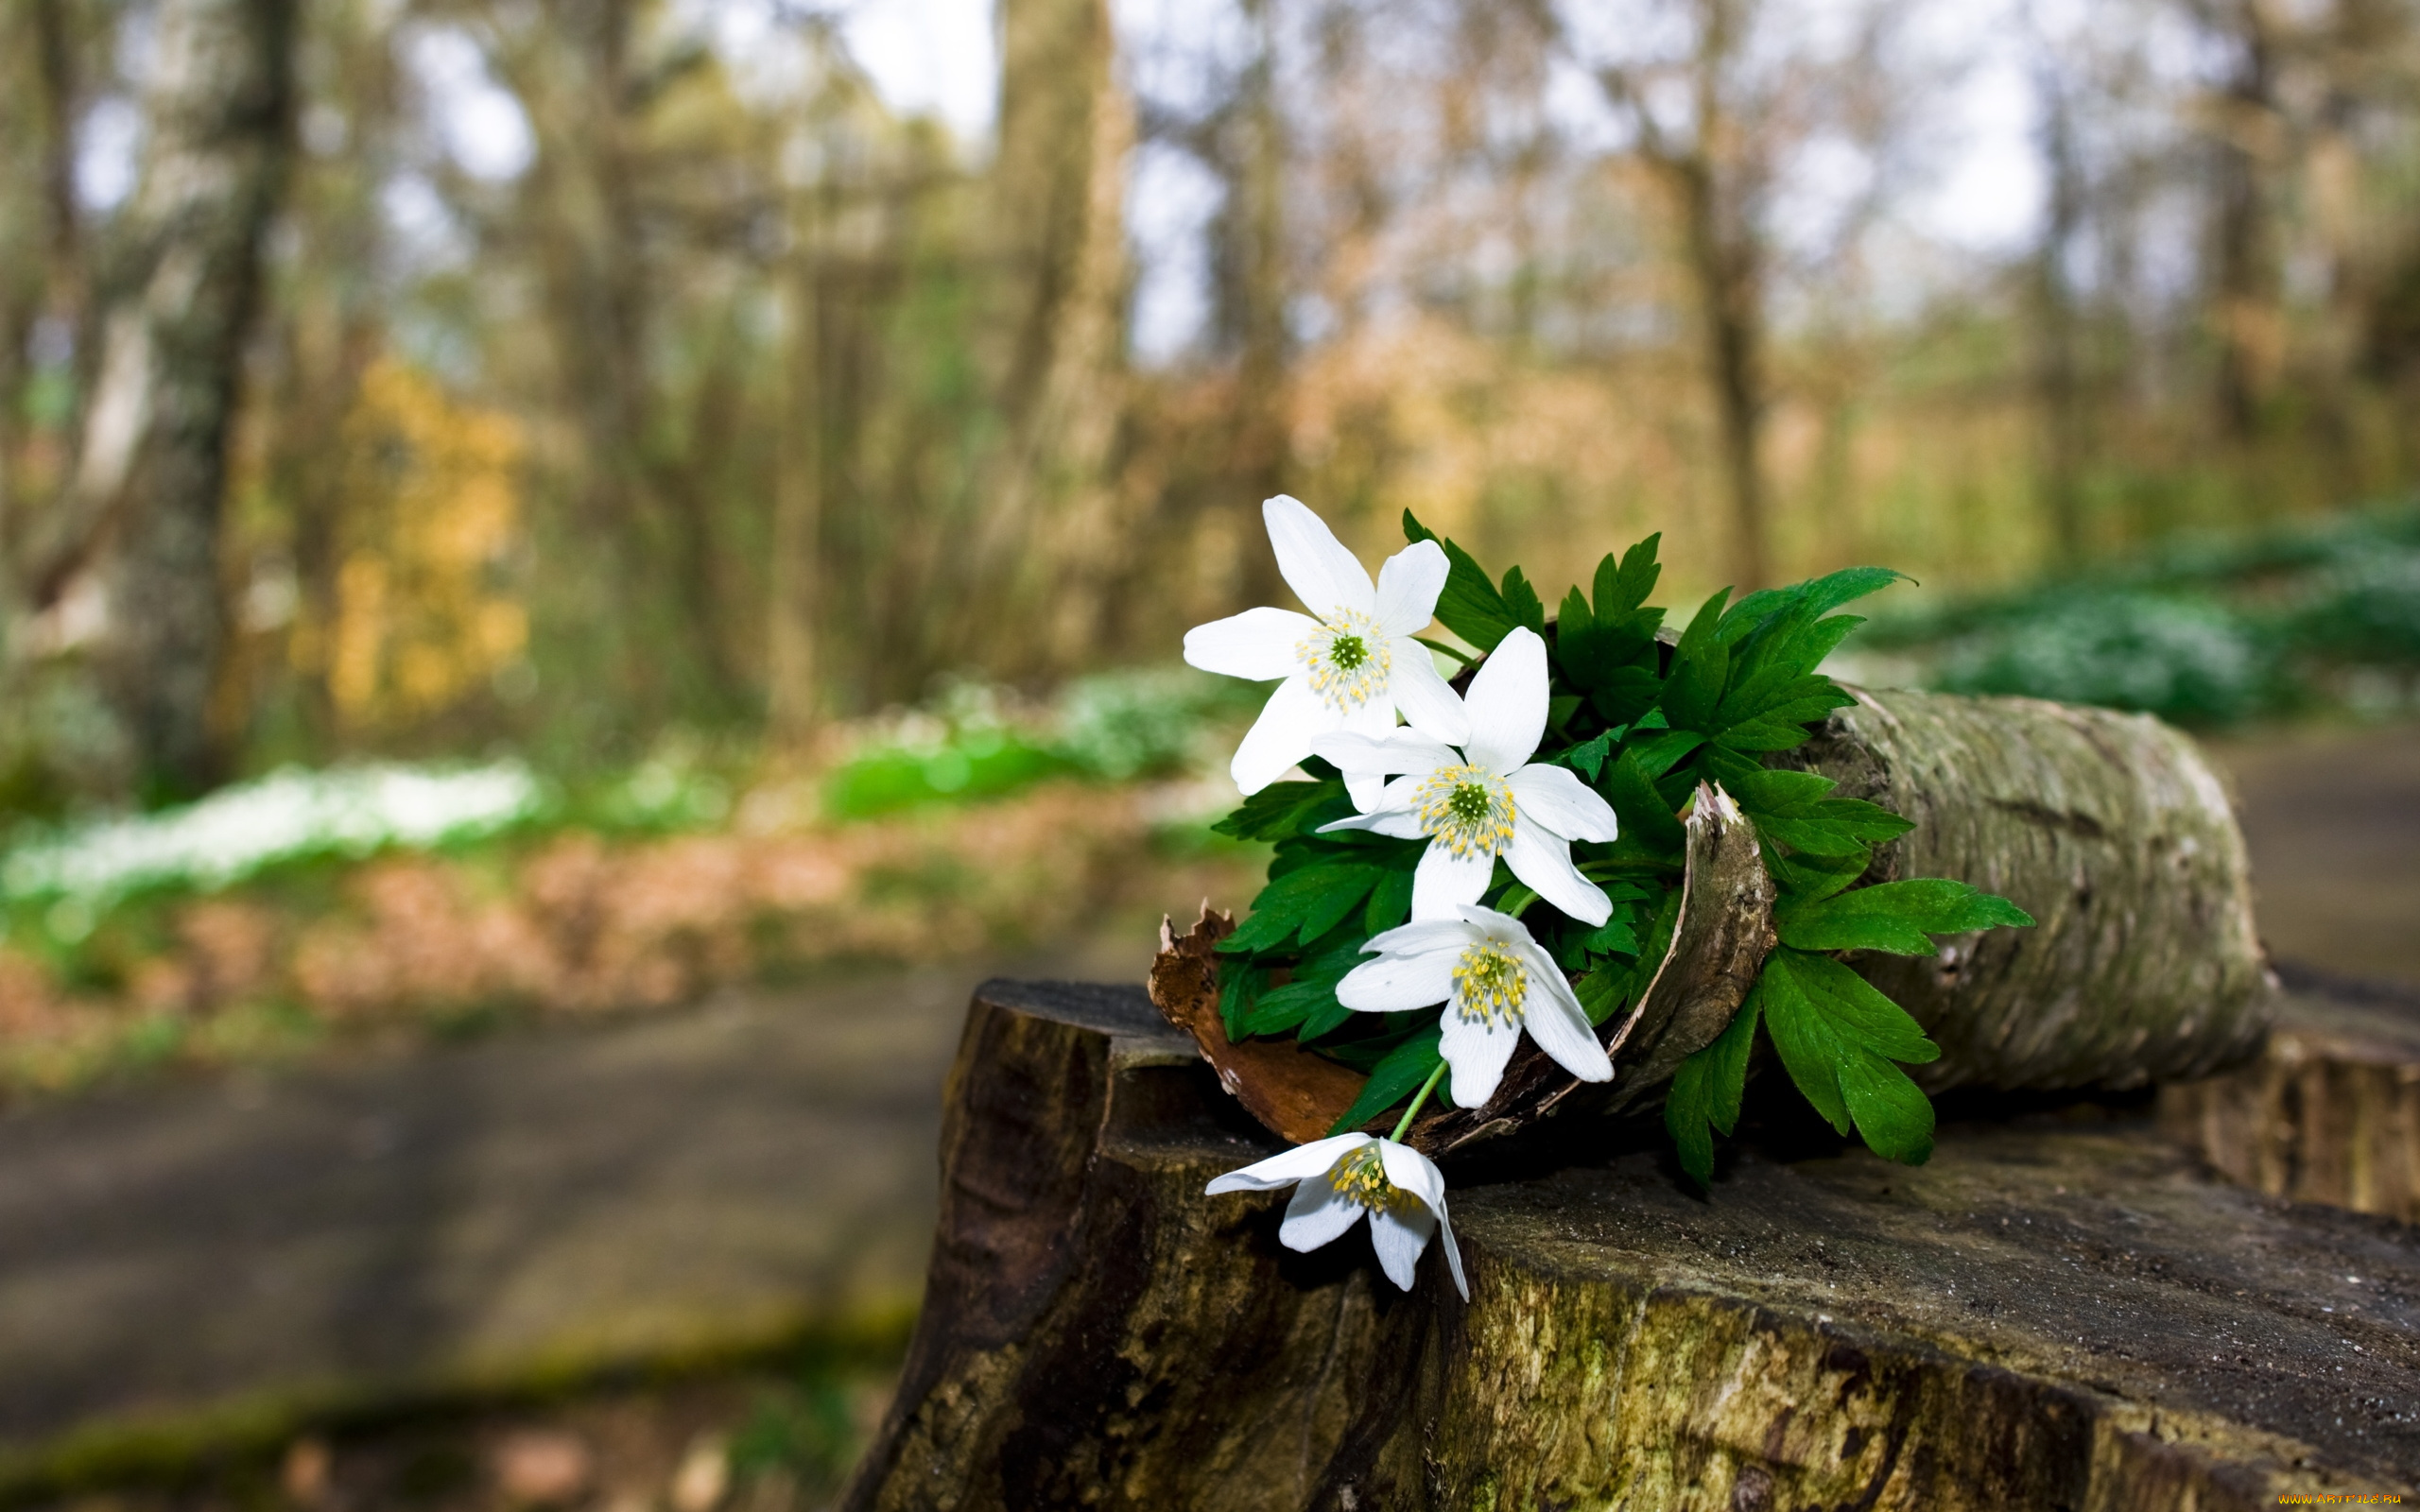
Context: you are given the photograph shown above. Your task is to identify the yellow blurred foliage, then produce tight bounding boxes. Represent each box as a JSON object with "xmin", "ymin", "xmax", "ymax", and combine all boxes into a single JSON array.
[{"xmin": 311, "ymin": 360, "xmax": 528, "ymax": 730}]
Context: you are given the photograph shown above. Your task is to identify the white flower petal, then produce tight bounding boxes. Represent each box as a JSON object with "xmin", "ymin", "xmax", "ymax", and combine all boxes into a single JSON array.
[
  {"xmin": 1365, "ymin": 917, "xmax": 1482, "ymax": 954},
  {"xmin": 1340, "ymin": 697, "xmax": 1400, "ymax": 811},
  {"xmin": 1508, "ymin": 764, "xmax": 1619, "ymax": 843},
  {"xmin": 1337, "ymin": 948, "xmax": 1460, "ymax": 1012},
  {"xmin": 1389, "ymin": 640, "xmax": 1471, "ymax": 747},
  {"xmin": 1230, "ymin": 678, "xmax": 1339, "ymax": 795},
  {"xmin": 1318, "ymin": 808, "xmax": 1431, "ymax": 841},
  {"xmin": 1504, "ymin": 822, "xmax": 1611, "ymax": 926},
  {"xmin": 1462, "ymin": 627, "xmax": 1549, "ymax": 774},
  {"xmin": 1183, "ymin": 606, "xmax": 1320, "ymax": 681},
  {"xmin": 1452, "ymin": 902, "xmax": 1530, "ymax": 937},
  {"xmin": 1519, "ymin": 961, "xmax": 1612, "ymax": 1084},
  {"xmin": 1375, "ymin": 1138, "xmax": 1448, "ymax": 1210},
  {"xmin": 1265, "ymin": 495, "xmax": 1375, "ymax": 620},
  {"xmin": 1205, "ymin": 1132, "xmax": 1372, "ymax": 1194},
  {"xmin": 1440, "ymin": 1005, "xmax": 1522, "ymax": 1108},
  {"xmin": 1367, "ymin": 1204, "xmax": 1437, "ymax": 1292},
  {"xmin": 1310, "ymin": 730, "xmax": 1458, "ymax": 778},
  {"xmin": 1436, "ymin": 1208, "xmax": 1469, "ymax": 1298},
  {"xmin": 1279, "ymin": 1177, "xmax": 1369, "ymax": 1252},
  {"xmin": 1345, "ymin": 770, "xmax": 1384, "ymax": 813},
  {"xmin": 1411, "ymin": 842, "xmax": 1495, "ymax": 919},
  {"xmin": 1374, "ymin": 1142, "xmax": 1464, "ymax": 1297},
  {"xmin": 1373, "ymin": 539, "xmax": 1450, "ymax": 636}
]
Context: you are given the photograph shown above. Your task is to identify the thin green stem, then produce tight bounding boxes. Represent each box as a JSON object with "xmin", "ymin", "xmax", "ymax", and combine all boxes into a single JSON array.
[
  {"xmin": 1413, "ymin": 636, "xmax": 1477, "ymax": 667},
  {"xmin": 1390, "ymin": 1060, "xmax": 1449, "ymax": 1143}
]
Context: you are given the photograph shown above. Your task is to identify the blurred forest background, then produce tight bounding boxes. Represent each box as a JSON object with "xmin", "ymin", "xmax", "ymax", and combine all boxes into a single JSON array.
[
  {"xmin": 6, "ymin": 0, "xmax": 2419, "ymax": 804},
  {"xmin": 0, "ymin": 0, "xmax": 2418, "ymax": 1090}
]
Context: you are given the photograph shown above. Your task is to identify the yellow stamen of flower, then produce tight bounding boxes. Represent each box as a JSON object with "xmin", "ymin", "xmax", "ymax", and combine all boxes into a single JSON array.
[
  {"xmin": 1329, "ymin": 1143, "xmax": 1420, "ymax": 1214},
  {"xmin": 1452, "ymin": 940, "xmax": 1529, "ymax": 1027},
  {"xmin": 1298, "ymin": 609, "xmax": 1392, "ymax": 713},
  {"xmin": 1413, "ymin": 765, "xmax": 1516, "ymax": 859}
]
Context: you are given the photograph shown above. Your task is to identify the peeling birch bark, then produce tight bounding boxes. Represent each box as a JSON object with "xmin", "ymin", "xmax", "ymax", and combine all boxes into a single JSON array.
[{"xmin": 1788, "ymin": 688, "xmax": 2273, "ymax": 1091}]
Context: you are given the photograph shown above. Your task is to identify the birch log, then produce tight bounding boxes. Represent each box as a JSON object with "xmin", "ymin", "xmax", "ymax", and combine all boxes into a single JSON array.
[{"xmin": 1791, "ymin": 688, "xmax": 2273, "ymax": 1091}]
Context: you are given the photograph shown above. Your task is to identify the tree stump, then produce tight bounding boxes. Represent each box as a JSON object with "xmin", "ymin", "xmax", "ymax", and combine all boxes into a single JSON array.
[
  {"xmin": 2162, "ymin": 969, "xmax": 2420, "ymax": 1225},
  {"xmin": 843, "ymin": 980, "xmax": 2418, "ymax": 1510}
]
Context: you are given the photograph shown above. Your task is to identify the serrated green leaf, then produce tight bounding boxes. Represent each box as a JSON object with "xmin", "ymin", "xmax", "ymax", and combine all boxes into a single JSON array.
[
  {"xmin": 1297, "ymin": 990, "xmax": 1359, "ymax": 1042},
  {"xmin": 1213, "ymin": 779, "xmax": 1352, "ymax": 841},
  {"xmin": 1582, "ymin": 915, "xmax": 1640, "ymax": 956},
  {"xmin": 1779, "ymin": 879, "xmax": 2037, "ymax": 954},
  {"xmin": 1558, "ymin": 585, "xmax": 1595, "ymax": 639},
  {"xmin": 1770, "ymin": 948, "xmax": 1939, "ymax": 1063},
  {"xmin": 1667, "ymin": 985, "xmax": 1763, "ymax": 1187},
  {"xmin": 1364, "ymin": 866, "xmax": 1414, "ymax": 935},
  {"xmin": 1720, "ymin": 567, "xmax": 1908, "ymax": 644},
  {"xmin": 1602, "ymin": 749, "xmax": 1685, "ymax": 857},
  {"xmin": 1219, "ymin": 962, "xmax": 1265, "ymax": 1040},
  {"xmin": 1666, "ymin": 1054, "xmax": 1719, "ymax": 1187},
  {"xmin": 1327, "ymin": 1028, "xmax": 1443, "ymax": 1133},
  {"xmin": 1558, "ymin": 730, "xmax": 1617, "ymax": 782},
  {"xmin": 1500, "ymin": 566, "xmax": 1547, "ymax": 633},
  {"xmin": 1750, "ymin": 788, "xmax": 1915, "ymax": 857},
  {"xmin": 1219, "ymin": 862, "xmax": 1376, "ymax": 954},
  {"xmin": 1757, "ymin": 951, "xmax": 1852, "ymax": 1133},
  {"xmin": 1836, "ymin": 1049, "xmax": 1934, "ymax": 1163},
  {"xmin": 1598, "ymin": 534, "xmax": 1664, "ymax": 617},
  {"xmin": 1659, "ymin": 589, "xmax": 1732, "ymax": 732},
  {"xmin": 1403, "ymin": 509, "xmax": 1521, "ymax": 651},
  {"xmin": 1588, "ymin": 665, "xmax": 1663, "ymax": 727},
  {"xmin": 1294, "ymin": 864, "xmax": 1384, "ymax": 945},
  {"xmin": 1767, "ymin": 849, "xmax": 1868, "ymax": 904}
]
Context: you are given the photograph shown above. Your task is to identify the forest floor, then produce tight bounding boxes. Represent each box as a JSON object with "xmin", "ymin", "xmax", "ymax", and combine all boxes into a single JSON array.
[{"xmin": 0, "ymin": 717, "xmax": 2410, "ymax": 1512}]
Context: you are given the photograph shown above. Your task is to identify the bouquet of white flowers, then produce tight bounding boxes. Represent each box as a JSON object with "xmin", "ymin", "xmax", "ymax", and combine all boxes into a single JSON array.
[{"xmin": 1174, "ymin": 497, "xmax": 2033, "ymax": 1297}]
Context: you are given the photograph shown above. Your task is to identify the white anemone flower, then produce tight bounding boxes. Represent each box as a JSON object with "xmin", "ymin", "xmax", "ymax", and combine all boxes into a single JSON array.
[
  {"xmin": 1205, "ymin": 1132, "xmax": 1468, "ymax": 1297},
  {"xmin": 1183, "ymin": 496, "xmax": 1470, "ymax": 805},
  {"xmin": 1309, "ymin": 626, "xmax": 1619, "ymax": 924},
  {"xmin": 1339, "ymin": 904, "xmax": 1613, "ymax": 1109}
]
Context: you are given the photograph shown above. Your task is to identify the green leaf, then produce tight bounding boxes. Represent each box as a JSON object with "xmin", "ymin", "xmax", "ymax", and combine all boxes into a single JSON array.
[
  {"xmin": 1328, "ymin": 1028, "xmax": 1443, "ymax": 1133},
  {"xmin": 1666, "ymin": 988, "xmax": 1762, "ymax": 1187},
  {"xmin": 1214, "ymin": 779, "xmax": 1352, "ymax": 841},
  {"xmin": 1295, "ymin": 864, "xmax": 1384, "ymax": 945},
  {"xmin": 1402, "ymin": 509, "xmax": 1521, "ymax": 651},
  {"xmin": 1588, "ymin": 665, "xmax": 1663, "ymax": 728},
  {"xmin": 1500, "ymin": 566, "xmax": 1547, "ymax": 634},
  {"xmin": 1721, "ymin": 765, "xmax": 1913, "ymax": 857},
  {"xmin": 1770, "ymin": 949, "xmax": 1939, "ymax": 1064},
  {"xmin": 1558, "ymin": 730, "xmax": 1617, "ymax": 782},
  {"xmin": 1766, "ymin": 849, "xmax": 1868, "ymax": 904},
  {"xmin": 1218, "ymin": 862, "xmax": 1381, "ymax": 954},
  {"xmin": 1720, "ymin": 566, "xmax": 1908, "ymax": 644},
  {"xmin": 1581, "ymin": 915, "xmax": 1640, "ymax": 956},
  {"xmin": 1757, "ymin": 951, "xmax": 1852, "ymax": 1133},
  {"xmin": 1779, "ymin": 879, "xmax": 2036, "ymax": 954},
  {"xmin": 1602, "ymin": 749, "xmax": 1685, "ymax": 857},
  {"xmin": 1364, "ymin": 866, "xmax": 1414, "ymax": 935},
  {"xmin": 1756, "ymin": 947, "xmax": 1942, "ymax": 1160},
  {"xmin": 1596, "ymin": 534, "xmax": 1664, "ymax": 618},
  {"xmin": 1219, "ymin": 962, "xmax": 1265, "ymax": 1040},
  {"xmin": 1658, "ymin": 589, "xmax": 1732, "ymax": 732},
  {"xmin": 1836, "ymin": 1050, "xmax": 1935, "ymax": 1163}
]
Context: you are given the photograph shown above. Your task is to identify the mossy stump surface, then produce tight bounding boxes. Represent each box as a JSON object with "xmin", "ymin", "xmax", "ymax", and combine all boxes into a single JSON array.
[{"xmin": 845, "ymin": 980, "xmax": 2419, "ymax": 1511}]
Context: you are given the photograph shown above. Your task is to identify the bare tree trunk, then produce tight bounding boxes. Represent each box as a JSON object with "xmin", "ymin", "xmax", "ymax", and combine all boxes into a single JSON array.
[
  {"xmin": 2031, "ymin": 43, "xmax": 2090, "ymax": 567},
  {"xmin": 2204, "ymin": 0, "xmax": 2282, "ymax": 446},
  {"xmin": 1225, "ymin": 0, "xmax": 1290, "ymax": 610},
  {"xmin": 64, "ymin": 0, "xmax": 296, "ymax": 798},
  {"xmin": 965, "ymin": 0, "xmax": 1132, "ymax": 676},
  {"xmin": 767, "ymin": 235, "xmax": 823, "ymax": 744}
]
